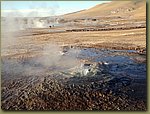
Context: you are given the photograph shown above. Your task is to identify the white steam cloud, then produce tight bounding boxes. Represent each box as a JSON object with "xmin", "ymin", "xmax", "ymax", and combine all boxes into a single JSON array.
[
  {"xmin": 1, "ymin": 44, "xmax": 81, "ymax": 78},
  {"xmin": 1, "ymin": 1, "xmax": 83, "ymax": 80}
]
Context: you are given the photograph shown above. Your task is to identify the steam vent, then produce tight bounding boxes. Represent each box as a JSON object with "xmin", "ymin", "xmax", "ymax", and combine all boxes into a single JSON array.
[{"xmin": 1, "ymin": 0, "xmax": 147, "ymax": 111}]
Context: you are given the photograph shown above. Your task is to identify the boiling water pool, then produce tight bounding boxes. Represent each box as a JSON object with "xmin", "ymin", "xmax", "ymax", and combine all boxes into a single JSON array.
[{"xmin": 77, "ymin": 48, "xmax": 146, "ymax": 79}]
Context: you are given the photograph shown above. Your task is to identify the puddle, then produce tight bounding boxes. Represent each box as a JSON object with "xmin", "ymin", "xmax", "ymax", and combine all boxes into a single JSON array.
[
  {"xmin": 77, "ymin": 48, "xmax": 146, "ymax": 79},
  {"xmin": 48, "ymin": 30, "xmax": 66, "ymax": 33}
]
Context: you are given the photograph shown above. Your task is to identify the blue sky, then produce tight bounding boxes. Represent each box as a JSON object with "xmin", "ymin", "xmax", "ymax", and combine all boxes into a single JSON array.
[{"xmin": 1, "ymin": 1, "xmax": 111, "ymax": 17}]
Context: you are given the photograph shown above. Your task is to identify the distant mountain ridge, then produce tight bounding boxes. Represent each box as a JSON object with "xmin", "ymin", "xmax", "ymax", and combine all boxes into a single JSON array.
[{"xmin": 62, "ymin": 0, "xmax": 146, "ymax": 19}]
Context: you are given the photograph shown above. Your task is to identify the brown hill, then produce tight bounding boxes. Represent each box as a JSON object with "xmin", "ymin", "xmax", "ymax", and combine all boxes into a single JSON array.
[{"xmin": 62, "ymin": 0, "xmax": 146, "ymax": 20}]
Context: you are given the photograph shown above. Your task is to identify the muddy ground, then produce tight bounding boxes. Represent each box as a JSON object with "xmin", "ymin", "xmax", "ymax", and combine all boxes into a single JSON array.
[{"xmin": 1, "ymin": 18, "xmax": 146, "ymax": 111}]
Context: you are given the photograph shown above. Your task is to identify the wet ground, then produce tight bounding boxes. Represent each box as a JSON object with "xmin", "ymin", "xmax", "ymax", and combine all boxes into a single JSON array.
[
  {"xmin": 78, "ymin": 48, "xmax": 146, "ymax": 78},
  {"xmin": 1, "ymin": 47, "xmax": 147, "ymax": 111}
]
